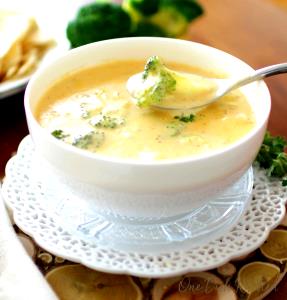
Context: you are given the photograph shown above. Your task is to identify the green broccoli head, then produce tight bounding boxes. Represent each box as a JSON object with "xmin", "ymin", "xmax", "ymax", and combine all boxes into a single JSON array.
[
  {"xmin": 66, "ymin": 3, "xmax": 132, "ymax": 48},
  {"xmin": 123, "ymin": 0, "xmax": 160, "ymax": 17},
  {"xmin": 134, "ymin": 56, "xmax": 176, "ymax": 107},
  {"xmin": 122, "ymin": 0, "xmax": 203, "ymax": 37},
  {"xmin": 161, "ymin": 0, "xmax": 204, "ymax": 22},
  {"xmin": 149, "ymin": 0, "xmax": 203, "ymax": 37},
  {"xmin": 142, "ymin": 55, "xmax": 163, "ymax": 79},
  {"xmin": 131, "ymin": 22, "xmax": 166, "ymax": 37}
]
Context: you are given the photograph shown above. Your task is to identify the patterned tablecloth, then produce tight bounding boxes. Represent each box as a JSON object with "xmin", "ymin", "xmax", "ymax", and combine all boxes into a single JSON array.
[{"xmin": 15, "ymin": 211, "xmax": 287, "ymax": 300}]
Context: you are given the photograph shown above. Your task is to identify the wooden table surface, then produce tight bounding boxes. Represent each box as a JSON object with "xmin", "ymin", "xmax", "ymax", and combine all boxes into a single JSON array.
[{"xmin": 0, "ymin": 0, "xmax": 286, "ymax": 299}]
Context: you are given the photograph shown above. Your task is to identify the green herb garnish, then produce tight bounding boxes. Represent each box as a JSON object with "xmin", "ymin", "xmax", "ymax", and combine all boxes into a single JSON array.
[
  {"xmin": 256, "ymin": 131, "xmax": 287, "ymax": 186},
  {"xmin": 51, "ymin": 130, "xmax": 68, "ymax": 140},
  {"xmin": 174, "ymin": 113, "xmax": 195, "ymax": 123}
]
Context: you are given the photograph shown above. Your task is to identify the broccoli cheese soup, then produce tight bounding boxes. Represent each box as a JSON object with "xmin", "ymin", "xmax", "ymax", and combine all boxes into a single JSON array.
[{"xmin": 35, "ymin": 60, "xmax": 255, "ymax": 161}]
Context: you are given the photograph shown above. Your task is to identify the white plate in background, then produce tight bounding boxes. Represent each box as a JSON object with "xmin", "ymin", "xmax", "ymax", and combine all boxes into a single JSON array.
[{"xmin": 0, "ymin": 0, "xmax": 76, "ymax": 99}]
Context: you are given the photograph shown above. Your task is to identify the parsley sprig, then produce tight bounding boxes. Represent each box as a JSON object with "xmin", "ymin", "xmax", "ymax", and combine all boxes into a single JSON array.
[
  {"xmin": 256, "ymin": 131, "xmax": 287, "ymax": 186},
  {"xmin": 51, "ymin": 130, "xmax": 68, "ymax": 140}
]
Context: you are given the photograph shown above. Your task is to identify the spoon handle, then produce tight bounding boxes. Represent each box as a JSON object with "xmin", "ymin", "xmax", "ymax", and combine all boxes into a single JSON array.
[{"xmin": 229, "ymin": 62, "xmax": 287, "ymax": 91}]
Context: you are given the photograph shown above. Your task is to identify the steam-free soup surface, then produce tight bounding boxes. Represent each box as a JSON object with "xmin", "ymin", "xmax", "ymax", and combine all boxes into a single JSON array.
[{"xmin": 36, "ymin": 60, "xmax": 255, "ymax": 161}]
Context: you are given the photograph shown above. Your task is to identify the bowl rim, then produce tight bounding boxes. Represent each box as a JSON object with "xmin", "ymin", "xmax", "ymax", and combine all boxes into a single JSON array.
[{"xmin": 24, "ymin": 37, "xmax": 271, "ymax": 167}]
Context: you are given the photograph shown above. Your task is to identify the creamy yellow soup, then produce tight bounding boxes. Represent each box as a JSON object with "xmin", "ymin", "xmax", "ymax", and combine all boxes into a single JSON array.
[{"xmin": 36, "ymin": 60, "xmax": 255, "ymax": 161}]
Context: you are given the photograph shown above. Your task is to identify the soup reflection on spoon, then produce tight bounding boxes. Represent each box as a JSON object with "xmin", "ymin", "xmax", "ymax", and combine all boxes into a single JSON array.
[{"xmin": 126, "ymin": 56, "xmax": 287, "ymax": 111}]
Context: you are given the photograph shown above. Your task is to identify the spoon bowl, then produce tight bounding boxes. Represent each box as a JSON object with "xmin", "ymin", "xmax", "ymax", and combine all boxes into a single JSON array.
[{"xmin": 127, "ymin": 62, "xmax": 287, "ymax": 111}]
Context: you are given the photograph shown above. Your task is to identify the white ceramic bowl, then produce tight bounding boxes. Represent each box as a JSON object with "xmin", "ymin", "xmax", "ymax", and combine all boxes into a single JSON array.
[{"xmin": 24, "ymin": 37, "xmax": 271, "ymax": 219}]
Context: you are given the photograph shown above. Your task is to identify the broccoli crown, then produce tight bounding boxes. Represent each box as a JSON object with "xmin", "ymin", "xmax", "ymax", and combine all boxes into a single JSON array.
[
  {"xmin": 122, "ymin": 0, "xmax": 203, "ymax": 37},
  {"xmin": 142, "ymin": 55, "xmax": 162, "ymax": 79},
  {"xmin": 66, "ymin": 3, "xmax": 132, "ymax": 48},
  {"xmin": 125, "ymin": 0, "xmax": 160, "ymax": 16},
  {"xmin": 148, "ymin": 0, "xmax": 203, "ymax": 37},
  {"xmin": 136, "ymin": 56, "xmax": 176, "ymax": 107},
  {"xmin": 161, "ymin": 0, "xmax": 204, "ymax": 22},
  {"xmin": 131, "ymin": 21, "xmax": 166, "ymax": 37}
]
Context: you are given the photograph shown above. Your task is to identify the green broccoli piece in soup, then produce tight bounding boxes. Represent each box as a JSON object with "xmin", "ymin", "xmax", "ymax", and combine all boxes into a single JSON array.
[
  {"xmin": 174, "ymin": 113, "xmax": 195, "ymax": 123},
  {"xmin": 134, "ymin": 56, "xmax": 176, "ymax": 107},
  {"xmin": 123, "ymin": 0, "xmax": 203, "ymax": 37},
  {"xmin": 91, "ymin": 114, "xmax": 125, "ymax": 129},
  {"xmin": 66, "ymin": 2, "xmax": 132, "ymax": 48},
  {"xmin": 73, "ymin": 131, "xmax": 105, "ymax": 150},
  {"xmin": 166, "ymin": 121, "xmax": 185, "ymax": 137}
]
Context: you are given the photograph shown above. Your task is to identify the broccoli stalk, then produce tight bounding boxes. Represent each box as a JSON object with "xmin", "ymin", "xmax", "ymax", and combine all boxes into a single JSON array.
[{"xmin": 130, "ymin": 56, "xmax": 216, "ymax": 108}]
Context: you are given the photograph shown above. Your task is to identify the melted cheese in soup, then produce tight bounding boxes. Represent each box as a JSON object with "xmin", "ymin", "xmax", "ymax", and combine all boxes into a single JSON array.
[{"xmin": 36, "ymin": 60, "xmax": 255, "ymax": 161}]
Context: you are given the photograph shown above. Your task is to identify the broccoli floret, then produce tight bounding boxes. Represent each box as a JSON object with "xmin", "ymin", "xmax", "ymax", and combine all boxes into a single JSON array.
[
  {"xmin": 123, "ymin": 0, "xmax": 160, "ymax": 17},
  {"xmin": 130, "ymin": 56, "xmax": 217, "ymax": 108},
  {"xmin": 72, "ymin": 131, "xmax": 105, "ymax": 150},
  {"xmin": 90, "ymin": 114, "xmax": 125, "ymax": 129},
  {"xmin": 133, "ymin": 56, "xmax": 176, "ymax": 107},
  {"xmin": 161, "ymin": 0, "xmax": 204, "ymax": 22},
  {"xmin": 122, "ymin": 0, "xmax": 203, "ymax": 37},
  {"xmin": 131, "ymin": 22, "xmax": 166, "ymax": 37},
  {"xmin": 174, "ymin": 113, "xmax": 195, "ymax": 123},
  {"xmin": 66, "ymin": 3, "xmax": 132, "ymax": 48},
  {"xmin": 150, "ymin": 0, "xmax": 203, "ymax": 37}
]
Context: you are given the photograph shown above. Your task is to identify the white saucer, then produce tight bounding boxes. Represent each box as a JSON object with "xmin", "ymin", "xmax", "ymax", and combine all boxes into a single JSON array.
[{"xmin": 2, "ymin": 136, "xmax": 287, "ymax": 277}]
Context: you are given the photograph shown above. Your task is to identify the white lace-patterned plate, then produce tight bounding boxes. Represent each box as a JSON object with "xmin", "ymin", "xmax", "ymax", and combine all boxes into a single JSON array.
[{"xmin": 1, "ymin": 136, "xmax": 287, "ymax": 277}]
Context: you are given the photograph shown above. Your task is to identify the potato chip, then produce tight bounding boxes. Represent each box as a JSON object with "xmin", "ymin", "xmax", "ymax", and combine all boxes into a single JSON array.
[
  {"xmin": 0, "ymin": 11, "xmax": 35, "ymax": 59},
  {"xmin": 14, "ymin": 49, "xmax": 39, "ymax": 78},
  {"xmin": 1, "ymin": 42, "xmax": 22, "ymax": 77},
  {"xmin": 23, "ymin": 29, "xmax": 56, "ymax": 51},
  {"xmin": 3, "ymin": 64, "xmax": 19, "ymax": 80},
  {"xmin": 0, "ymin": 10, "xmax": 54, "ymax": 83}
]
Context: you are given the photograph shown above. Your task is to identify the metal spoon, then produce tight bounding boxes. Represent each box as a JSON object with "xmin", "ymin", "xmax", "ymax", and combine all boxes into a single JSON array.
[{"xmin": 127, "ymin": 62, "xmax": 287, "ymax": 111}]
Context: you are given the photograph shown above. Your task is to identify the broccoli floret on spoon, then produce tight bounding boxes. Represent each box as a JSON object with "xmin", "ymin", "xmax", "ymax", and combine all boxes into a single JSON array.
[
  {"xmin": 129, "ymin": 55, "xmax": 216, "ymax": 108},
  {"xmin": 134, "ymin": 56, "xmax": 176, "ymax": 107}
]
